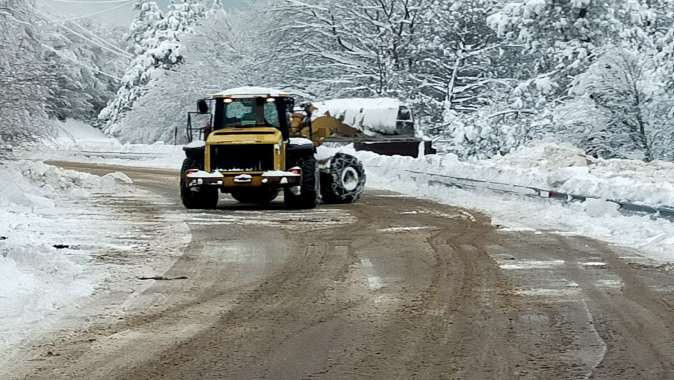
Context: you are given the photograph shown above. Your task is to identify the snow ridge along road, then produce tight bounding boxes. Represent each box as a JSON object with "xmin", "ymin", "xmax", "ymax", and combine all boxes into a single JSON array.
[
  {"xmin": 402, "ymin": 168, "xmax": 674, "ymax": 222},
  {"xmin": 7, "ymin": 162, "xmax": 673, "ymax": 380}
]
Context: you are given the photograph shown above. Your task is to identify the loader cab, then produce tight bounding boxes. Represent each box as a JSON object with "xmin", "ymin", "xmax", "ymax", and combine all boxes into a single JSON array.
[
  {"xmin": 210, "ymin": 97, "xmax": 292, "ymax": 140},
  {"xmin": 195, "ymin": 88, "xmax": 294, "ymax": 142}
]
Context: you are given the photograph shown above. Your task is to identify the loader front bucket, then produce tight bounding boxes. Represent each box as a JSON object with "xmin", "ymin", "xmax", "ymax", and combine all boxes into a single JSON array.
[{"xmin": 353, "ymin": 139, "xmax": 435, "ymax": 158}]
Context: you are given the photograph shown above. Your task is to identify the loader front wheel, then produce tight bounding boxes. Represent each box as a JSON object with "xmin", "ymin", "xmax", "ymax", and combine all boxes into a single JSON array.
[
  {"xmin": 180, "ymin": 158, "xmax": 218, "ymax": 210},
  {"xmin": 284, "ymin": 156, "xmax": 318, "ymax": 209},
  {"xmin": 320, "ymin": 153, "xmax": 366, "ymax": 204}
]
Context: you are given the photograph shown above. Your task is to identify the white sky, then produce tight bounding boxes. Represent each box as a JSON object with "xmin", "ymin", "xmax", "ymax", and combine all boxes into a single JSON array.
[{"xmin": 38, "ymin": 0, "xmax": 239, "ymax": 27}]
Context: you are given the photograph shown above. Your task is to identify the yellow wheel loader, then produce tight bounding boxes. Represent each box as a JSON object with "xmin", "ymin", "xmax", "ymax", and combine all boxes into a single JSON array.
[{"xmin": 180, "ymin": 87, "xmax": 366, "ymax": 210}]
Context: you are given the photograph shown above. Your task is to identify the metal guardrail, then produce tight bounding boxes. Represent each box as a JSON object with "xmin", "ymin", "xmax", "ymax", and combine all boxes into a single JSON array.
[{"xmin": 401, "ymin": 169, "xmax": 674, "ymax": 222}]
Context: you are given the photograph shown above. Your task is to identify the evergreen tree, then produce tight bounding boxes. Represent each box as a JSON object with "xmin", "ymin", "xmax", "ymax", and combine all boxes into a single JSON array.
[
  {"xmin": 99, "ymin": 0, "xmax": 206, "ymax": 135},
  {"xmin": 127, "ymin": 0, "xmax": 163, "ymax": 55}
]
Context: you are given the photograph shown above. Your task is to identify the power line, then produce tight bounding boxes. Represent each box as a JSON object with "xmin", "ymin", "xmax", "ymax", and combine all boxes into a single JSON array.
[
  {"xmin": 58, "ymin": 0, "xmax": 135, "ymax": 22},
  {"xmin": 49, "ymin": 18, "xmax": 133, "ymax": 59},
  {"xmin": 70, "ymin": 19, "xmax": 132, "ymax": 57},
  {"xmin": 48, "ymin": 0, "xmax": 136, "ymax": 4},
  {"xmin": 40, "ymin": 42, "xmax": 124, "ymax": 81},
  {"xmin": 39, "ymin": 0, "xmax": 134, "ymax": 58},
  {"xmin": 29, "ymin": 3, "xmax": 133, "ymax": 59}
]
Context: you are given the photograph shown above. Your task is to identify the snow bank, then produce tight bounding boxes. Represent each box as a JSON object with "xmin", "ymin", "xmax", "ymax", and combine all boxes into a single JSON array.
[
  {"xmin": 318, "ymin": 143, "xmax": 674, "ymax": 263},
  {"xmin": 0, "ymin": 160, "xmax": 135, "ymax": 350},
  {"xmin": 354, "ymin": 142, "xmax": 674, "ymax": 208}
]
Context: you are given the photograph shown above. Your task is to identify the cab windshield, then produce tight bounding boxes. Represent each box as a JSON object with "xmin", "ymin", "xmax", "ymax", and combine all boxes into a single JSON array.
[{"xmin": 220, "ymin": 98, "xmax": 281, "ymax": 129}]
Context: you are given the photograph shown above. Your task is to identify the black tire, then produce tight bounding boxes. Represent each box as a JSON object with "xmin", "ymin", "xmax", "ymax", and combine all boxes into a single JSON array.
[
  {"xmin": 284, "ymin": 156, "xmax": 319, "ymax": 209},
  {"xmin": 320, "ymin": 153, "xmax": 366, "ymax": 204},
  {"xmin": 230, "ymin": 189, "xmax": 279, "ymax": 204},
  {"xmin": 180, "ymin": 158, "xmax": 219, "ymax": 209}
]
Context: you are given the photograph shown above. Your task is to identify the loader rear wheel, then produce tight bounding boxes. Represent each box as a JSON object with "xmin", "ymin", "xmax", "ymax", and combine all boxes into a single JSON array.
[
  {"xmin": 230, "ymin": 189, "xmax": 278, "ymax": 205},
  {"xmin": 320, "ymin": 153, "xmax": 366, "ymax": 204},
  {"xmin": 180, "ymin": 158, "xmax": 219, "ymax": 210},
  {"xmin": 284, "ymin": 156, "xmax": 318, "ymax": 209}
]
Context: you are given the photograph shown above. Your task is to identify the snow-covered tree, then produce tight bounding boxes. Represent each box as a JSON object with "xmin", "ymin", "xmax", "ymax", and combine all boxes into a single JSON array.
[
  {"xmin": 440, "ymin": 105, "xmax": 533, "ymax": 159},
  {"xmin": 558, "ymin": 47, "xmax": 674, "ymax": 161},
  {"xmin": 0, "ymin": 0, "xmax": 54, "ymax": 145},
  {"xmin": 487, "ymin": 0, "xmax": 667, "ymax": 104},
  {"xmin": 100, "ymin": 0, "xmax": 207, "ymax": 136},
  {"xmin": 408, "ymin": 0, "xmax": 521, "ymax": 138},
  {"xmin": 465, "ymin": 0, "xmax": 674, "ymax": 159},
  {"xmin": 272, "ymin": 0, "xmax": 426, "ymax": 97},
  {"xmin": 42, "ymin": 19, "xmax": 128, "ymax": 122},
  {"xmin": 413, "ymin": 0, "xmax": 503, "ymax": 109},
  {"xmin": 126, "ymin": 0, "xmax": 164, "ymax": 55},
  {"xmin": 0, "ymin": 0, "xmax": 132, "ymax": 148},
  {"xmin": 208, "ymin": 0, "xmax": 227, "ymax": 13}
]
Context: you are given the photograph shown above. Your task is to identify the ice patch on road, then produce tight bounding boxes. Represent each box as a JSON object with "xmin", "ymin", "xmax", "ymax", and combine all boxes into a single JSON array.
[
  {"xmin": 378, "ymin": 226, "xmax": 434, "ymax": 233},
  {"xmin": 399, "ymin": 209, "xmax": 475, "ymax": 221},
  {"xmin": 459, "ymin": 211, "xmax": 477, "ymax": 222},
  {"xmin": 498, "ymin": 227, "xmax": 539, "ymax": 232},
  {"xmin": 579, "ymin": 299, "xmax": 608, "ymax": 379},
  {"xmin": 359, "ymin": 258, "xmax": 384, "ymax": 291},
  {"xmin": 581, "ymin": 262, "xmax": 608, "ymax": 269},
  {"xmin": 516, "ymin": 288, "xmax": 582, "ymax": 298},
  {"xmin": 499, "ymin": 260, "xmax": 566, "ymax": 270},
  {"xmin": 595, "ymin": 279, "xmax": 623, "ymax": 289},
  {"xmin": 176, "ymin": 208, "xmax": 356, "ymax": 229},
  {"xmin": 375, "ymin": 194, "xmax": 414, "ymax": 198}
]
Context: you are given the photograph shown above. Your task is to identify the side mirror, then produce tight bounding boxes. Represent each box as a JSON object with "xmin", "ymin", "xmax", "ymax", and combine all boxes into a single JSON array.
[{"xmin": 197, "ymin": 99, "xmax": 209, "ymax": 114}]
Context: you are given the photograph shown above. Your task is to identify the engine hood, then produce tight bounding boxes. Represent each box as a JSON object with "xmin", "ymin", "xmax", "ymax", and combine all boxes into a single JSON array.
[{"xmin": 207, "ymin": 127, "xmax": 283, "ymax": 145}]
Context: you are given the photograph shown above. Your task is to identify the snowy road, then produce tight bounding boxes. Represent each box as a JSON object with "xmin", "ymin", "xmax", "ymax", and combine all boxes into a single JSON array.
[{"xmin": 6, "ymin": 162, "xmax": 674, "ymax": 379}]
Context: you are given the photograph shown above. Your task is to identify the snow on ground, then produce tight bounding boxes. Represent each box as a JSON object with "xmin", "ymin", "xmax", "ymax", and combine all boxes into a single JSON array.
[
  {"xmin": 0, "ymin": 160, "xmax": 139, "ymax": 351},
  {"xmin": 0, "ymin": 157, "xmax": 187, "ymax": 356}
]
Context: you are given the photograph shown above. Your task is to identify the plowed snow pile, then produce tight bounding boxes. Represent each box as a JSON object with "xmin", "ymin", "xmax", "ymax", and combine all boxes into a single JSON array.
[
  {"xmin": 347, "ymin": 143, "xmax": 674, "ymax": 208},
  {"xmin": 0, "ymin": 161, "xmax": 134, "ymax": 350}
]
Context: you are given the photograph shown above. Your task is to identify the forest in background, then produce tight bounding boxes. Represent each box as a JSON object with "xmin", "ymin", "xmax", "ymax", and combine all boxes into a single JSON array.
[{"xmin": 2, "ymin": 0, "xmax": 674, "ymax": 161}]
